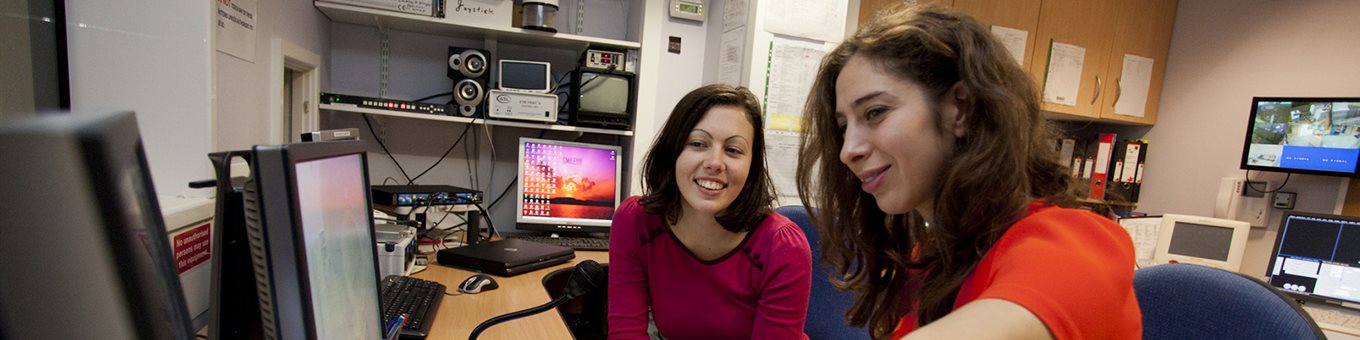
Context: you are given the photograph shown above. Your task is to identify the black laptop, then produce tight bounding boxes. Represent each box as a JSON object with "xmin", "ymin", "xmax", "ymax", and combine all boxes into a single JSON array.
[{"xmin": 437, "ymin": 238, "xmax": 576, "ymax": 276}]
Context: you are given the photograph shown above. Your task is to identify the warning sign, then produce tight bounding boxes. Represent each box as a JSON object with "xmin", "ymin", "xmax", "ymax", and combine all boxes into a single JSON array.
[{"xmin": 173, "ymin": 223, "xmax": 212, "ymax": 274}]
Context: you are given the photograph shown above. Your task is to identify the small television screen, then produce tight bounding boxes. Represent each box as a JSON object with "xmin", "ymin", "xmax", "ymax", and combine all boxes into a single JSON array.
[
  {"xmin": 516, "ymin": 137, "xmax": 622, "ymax": 233},
  {"xmin": 498, "ymin": 60, "xmax": 551, "ymax": 93},
  {"xmin": 577, "ymin": 71, "xmax": 632, "ymax": 116},
  {"xmin": 1241, "ymin": 97, "xmax": 1360, "ymax": 177}
]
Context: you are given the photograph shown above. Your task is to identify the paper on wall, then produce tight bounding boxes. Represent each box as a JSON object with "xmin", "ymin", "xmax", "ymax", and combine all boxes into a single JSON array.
[
  {"xmin": 764, "ymin": 37, "xmax": 826, "ymax": 132},
  {"xmin": 1115, "ymin": 54, "xmax": 1155, "ymax": 117},
  {"xmin": 990, "ymin": 25, "xmax": 1029, "ymax": 66},
  {"xmin": 1042, "ymin": 41, "xmax": 1085, "ymax": 106},
  {"xmin": 216, "ymin": 0, "xmax": 257, "ymax": 62},
  {"xmin": 724, "ymin": 0, "xmax": 749, "ymax": 32},
  {"xmin": 718, "ymin": 29, "xmax": 746, "ymax": 86},
  {"xmin": 764, "ymin": 0, "xmax": 848, "ymax": 42},
  {"xmin": 765, "ymin": 130, "xmax": 802, "ymax": 199}
]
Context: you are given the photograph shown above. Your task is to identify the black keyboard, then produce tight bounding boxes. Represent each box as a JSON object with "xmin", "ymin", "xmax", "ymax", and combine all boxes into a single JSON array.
[
  {"xmin": 509, "ymin": 235, "xmax": 610, "ymax": 251},
  {"xmin": 381, "ymin": 275, "xmax": 445, "ymax": 339}
]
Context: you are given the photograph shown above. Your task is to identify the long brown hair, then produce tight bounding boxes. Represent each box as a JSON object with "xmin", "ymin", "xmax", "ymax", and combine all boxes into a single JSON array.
[
  {"xmin": 640, "ymin": 84, "xmax": 776, "ymax": 232},
  {"xmin": 795, "ymin": 6, "xmax": 1080, "ymax": 338}
]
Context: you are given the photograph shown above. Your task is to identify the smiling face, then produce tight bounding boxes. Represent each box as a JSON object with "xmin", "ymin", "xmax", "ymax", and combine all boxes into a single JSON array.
[
  {"xmin": 674, "ymin": 105, "xmax": 755, "ymax": 219},
  {"xmin": 835, "ymin": 55, "xmax": 965, "ymax": 217}
]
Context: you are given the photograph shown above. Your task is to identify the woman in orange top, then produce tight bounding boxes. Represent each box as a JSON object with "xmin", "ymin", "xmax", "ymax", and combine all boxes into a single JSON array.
[{"xmin": 795, "ymin": 5, "xmax": 1140, "ymax": 340}]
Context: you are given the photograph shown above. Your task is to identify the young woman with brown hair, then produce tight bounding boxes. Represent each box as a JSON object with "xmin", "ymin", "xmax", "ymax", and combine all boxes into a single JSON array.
[{"xmin": 796, "ymin": 6, "xmax": 1139, "ymax": 340}]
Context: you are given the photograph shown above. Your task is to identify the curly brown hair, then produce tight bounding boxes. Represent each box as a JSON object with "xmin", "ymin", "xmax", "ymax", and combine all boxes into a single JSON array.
[
  {"xmin": 795, "ymin": 5, "xmax": 1081, "ymax": 339},
  {"xmin": 640, "ymin": 84, "xmax": 777, "ymax": 232}
]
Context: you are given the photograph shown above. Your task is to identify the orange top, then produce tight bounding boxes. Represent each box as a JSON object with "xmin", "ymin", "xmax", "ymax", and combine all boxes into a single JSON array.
[{"xmin": 891, "ymin": 202, "xmax": 1141, "ymax": 339}]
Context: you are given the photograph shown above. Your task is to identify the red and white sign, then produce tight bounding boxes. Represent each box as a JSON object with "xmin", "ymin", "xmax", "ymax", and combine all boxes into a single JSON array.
[{"xmin": 173, "ymin": 223, "xmax": 212, "ymax": 274}]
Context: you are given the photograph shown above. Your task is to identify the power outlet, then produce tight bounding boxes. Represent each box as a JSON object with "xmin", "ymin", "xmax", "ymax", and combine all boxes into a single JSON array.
[{"xmin": 1273, "ymin": 192, "xmax": 1297, "ymax": 210}]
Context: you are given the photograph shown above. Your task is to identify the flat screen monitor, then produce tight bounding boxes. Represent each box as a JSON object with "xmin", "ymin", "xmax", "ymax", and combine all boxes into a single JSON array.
[
  {"xmin": 516, "ymin": 137, "xmax": 622, "ymax": 234},
  {"xmin": 498, "ymin": 59, "xmax": 552, "ymax": 93},
  {"xmin": 1153, "ymin": 214, "xmax": 1251, "ymax": 272},
  {"xmin": 0, "ymin": 111, "xmax": 193, "ymax": 340},
  {"xmin": 1266, "ymin": 211, "xmax": 1360, "ymax": 308},
  {"xmin": 1241, "ymin": 97, "xmax": 1360, "ymax": 177},
  {"xmin": 243, "ymin": 140, "xmax": 385, "ymax": 340}
]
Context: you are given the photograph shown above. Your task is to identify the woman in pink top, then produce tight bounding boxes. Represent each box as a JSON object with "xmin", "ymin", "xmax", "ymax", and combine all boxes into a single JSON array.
[{"xmin": 608, "ymin": 84, "xmax": 813, "ymax": 339}]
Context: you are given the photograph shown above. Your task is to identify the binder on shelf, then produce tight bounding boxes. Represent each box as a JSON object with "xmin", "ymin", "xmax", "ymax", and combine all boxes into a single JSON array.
[
  {"xmin": 1057, "ymin": 138, "xmax": 1076, "ymax": 171},
  {"xmin": 1087, "ymin": 133, "xmax": 1117, "ymax": 200}
]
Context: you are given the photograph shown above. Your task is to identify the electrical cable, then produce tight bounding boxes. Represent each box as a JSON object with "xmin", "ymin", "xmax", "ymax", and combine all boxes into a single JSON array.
[
  {"xmin": 487, "ymin": 177, "xmax": 518, "ymax": 210},
  {"xmin": 471, "ymin": 202, "xmax": 499, "ymax": 241},
  {"xmin": 362, "ymin": 114, "xmax": 414, "ymax": 183},
  {"xmin": 409, "ymin": 122, "xmax": 474, "ymax": 184},
  {"xmin": 1244, "ymin": 169, "xmax": 1292, "ymax": 193},
  {"xmin": 411, "ymin": 91, "xmax": 453, "ymax": 103}
]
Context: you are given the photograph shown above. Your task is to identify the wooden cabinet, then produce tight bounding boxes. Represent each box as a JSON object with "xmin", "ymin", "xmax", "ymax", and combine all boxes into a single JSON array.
[
  {"xmin": 1027, "ymin": 0, "xmax": 1117, "ymax": 120},
  {"xmin": 1098, "ymin": 0, "xmax": 1177, "ymax": 125},
  {"xmin": 858, "ymin": 0, "xmax": 955, "ymax": 29},
  {"xmin": 952, "ymin": 0, "xmax": 1042, "ymax": 71}
]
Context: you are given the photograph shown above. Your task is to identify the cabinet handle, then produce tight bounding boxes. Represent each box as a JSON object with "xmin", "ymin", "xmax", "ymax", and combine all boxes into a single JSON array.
[
  {"xmin": 1091, "ymin": 76, "xmax": 1102, "ymax": 105},
  {"xmin": 1112, "ymin": 77, "xmax": 1122, "ymax": 108}
]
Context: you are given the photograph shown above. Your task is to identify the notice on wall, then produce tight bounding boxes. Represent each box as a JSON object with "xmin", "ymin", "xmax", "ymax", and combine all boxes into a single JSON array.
[
  {"xmin": 718, "ymin": 29, "xmax": 747, "ymax": 86},
  {"xmin": 1042, "ymin": 41, "xmax": 1085, "ymax": 106},
  {"xmin": 764, "ymin": 37, "xmax": 826, "ymax": 132},
  {"xmin": 765, "ymin": 0, "xmax": 847, "ymax": 42},
  {"xmin": 990, "ymin": 25, "xmax": 1029, "ymax": 66},
  {"xmin": 723, "ymin": 0, "xmax": 749, "ymax": 32},
  {"xmin": 216, "ymin": 0, "xmax": 257, "ymax": 62},
  {"xmin": 766, "ymin": 130, "xmax": 802, "ymax": 199},
  {"xmin": 1115, "ymin": 54, "xmax": 1155, "ymax": 117}
]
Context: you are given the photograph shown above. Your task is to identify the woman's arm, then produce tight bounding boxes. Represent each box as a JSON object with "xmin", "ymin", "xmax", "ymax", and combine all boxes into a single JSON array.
[
  {"xmin": 903, "ymin": 299, "xmax": 1052, "ymax": 340},
  {"xmin": 751, "ymin": 225, "xmax": 813, "ymax": 339},
  {"xmin": 607, "ymin": 199, "xmax": 652, "ymax": 339}
]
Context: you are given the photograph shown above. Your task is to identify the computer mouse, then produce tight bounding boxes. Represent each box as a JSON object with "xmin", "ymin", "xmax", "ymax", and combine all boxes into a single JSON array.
[{"xmin": 458, "ymin": 274, "xmax": 499, "ymax": 294}]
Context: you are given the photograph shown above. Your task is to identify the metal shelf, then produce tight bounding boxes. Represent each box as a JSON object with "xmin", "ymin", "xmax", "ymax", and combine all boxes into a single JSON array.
[
  {"xmin": 321, "ymin": 103, "xmax": 634, "ymax": 137},
  {"xmin": 315, "ymin": 1, "xmax": 641, "ymax": 50}
]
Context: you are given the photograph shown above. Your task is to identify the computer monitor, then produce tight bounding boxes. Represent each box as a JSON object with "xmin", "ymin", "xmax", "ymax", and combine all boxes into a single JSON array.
[
  {"xmin": 516, "ymin": 137, "xmax": 622, "ymax": 234},
  {"xmin": 498, "ymin": 59, "xmax": 552, "ymax": 93},
  {"xmin": 1240, "ymin": 97, "xmax": 1360, "ymax": 177},
  {"xmin": 243, "ymin": 140, "xmax": 385, "ymax": 339},
  {"xmin": 1152, "ymin": 214, "xmax": 1251, "ymax": 272},
  {"xmin": 1266, "ymin": 211, "xmax": 1360, "ymax": 308},
  {"xmin": 0, "ymin": 111, "xmax": 194, "ymax": 340}
]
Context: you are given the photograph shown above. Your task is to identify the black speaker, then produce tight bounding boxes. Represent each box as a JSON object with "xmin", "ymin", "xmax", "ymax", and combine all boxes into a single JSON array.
[{"xmin": 448, "ymin": 46, "xmax": 491, "ymax": 117}]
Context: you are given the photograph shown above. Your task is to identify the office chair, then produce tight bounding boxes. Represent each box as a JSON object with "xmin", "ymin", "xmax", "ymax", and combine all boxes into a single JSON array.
[
  {"xmin": 775, "ymin": 205, "xmax": 870, "ymax": 339},
  {"xmin": 1134, "ymin": 263, "xmax": 1324, "ymax": 340},
  {"xmin": 542, "ymin": 264, "xmax": 609, "ymax": 339}
]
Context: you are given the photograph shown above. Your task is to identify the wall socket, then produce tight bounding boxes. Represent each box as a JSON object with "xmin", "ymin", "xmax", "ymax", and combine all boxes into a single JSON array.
[{"xmin": 1273, "ymin": 192, "xmax": 1297, "ymax": 210}]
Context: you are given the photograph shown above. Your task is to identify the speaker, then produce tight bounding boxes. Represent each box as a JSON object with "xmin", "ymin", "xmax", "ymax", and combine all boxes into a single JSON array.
[{"xmin": 448, "ymin": 46, "xmax": 491, "ymax": 117}]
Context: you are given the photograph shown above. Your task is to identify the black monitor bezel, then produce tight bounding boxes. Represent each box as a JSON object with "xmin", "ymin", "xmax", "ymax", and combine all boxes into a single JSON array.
[
  {"xmin": 515, "ymin": 137, "xmax": 623, "ymax": 234},
  {"xmin": 570, "ymin": 67, "xmax": 636, "ymax": 118},
  {"xmin": 1265, "ymin": 210, "xmax": 1360, "ymax": 306},
  {"xmin": 250, "ymin": 140, "xmax": 384, "ymax": 340},
  {"xmin": 1239, "ymin": 96, "xmax": 1360, "ymax": 177}
]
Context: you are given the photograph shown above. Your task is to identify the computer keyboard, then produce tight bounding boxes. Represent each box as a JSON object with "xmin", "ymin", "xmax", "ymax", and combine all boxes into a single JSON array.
[
  {"xmin": 381, "ymin": 275, "xmax": 445, "ymax": 339},
  {"xmin": 1303, "ymin": 304, "xmax": 1360, "ymax": 336},
  {"xmin": 509, "ymin": 235, "xmax": 610, "ymax": 251}
]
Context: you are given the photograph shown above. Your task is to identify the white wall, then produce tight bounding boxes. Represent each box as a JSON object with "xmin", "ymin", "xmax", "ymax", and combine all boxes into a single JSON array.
[
  {"xmin": 214, "ymin": 1, "xmax": 331, "ymax": 151},
  {"xmin": 67, "ymin": 0, "xmax": 213, "ymax": 196},
  {"xmin": 1138, "ymin": 0, "xmax": 1360, "ymax": 277}
]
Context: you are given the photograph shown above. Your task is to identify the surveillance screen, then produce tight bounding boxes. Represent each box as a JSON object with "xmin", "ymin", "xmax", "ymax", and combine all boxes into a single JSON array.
[{"xmin": 1246, "ymin": 99, "xmax": 1360, "ymax": 174}]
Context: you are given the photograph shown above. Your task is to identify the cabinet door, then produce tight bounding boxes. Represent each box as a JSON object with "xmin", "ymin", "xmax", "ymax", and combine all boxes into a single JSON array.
[
  {"xmin": 858, "ymin": 0, "xmax": 955, "ymax": 30},
  {"xmin": 953, "ymin": 0, "xmax": 1042, "ymax": 71},
  {"xmin": 1029, "ymin": 0, "xmax": 1115, "ymax": 119},
  {"xmin": 1098, "ymin": 0, "xmax": 1177, "ymax": 125}
]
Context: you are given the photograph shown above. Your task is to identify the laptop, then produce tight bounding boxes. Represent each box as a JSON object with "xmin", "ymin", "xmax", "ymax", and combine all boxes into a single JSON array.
[{"xmin": 437, "ymin": 238, "xmax": 575, "ymax": 276}]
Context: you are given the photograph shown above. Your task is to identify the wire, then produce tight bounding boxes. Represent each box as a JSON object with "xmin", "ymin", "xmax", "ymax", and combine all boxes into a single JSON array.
[
  {"xmin": 1244, "ymin": 169, "xmax": 1292, "ymax": 193},
  {"xmin": 382, "ymin": 177, "xmax": 399, "ymax": 185},
  {"xmin": 472, "ymin": 202, "xmax": 500, "ymax": 241},
  {"xmin": 411, "ymin": 91, "xmax": 453, "ymax": 103},
  {"xmin": 487, "ymin": 177, "xmax": 519, "ymax": 210},
  {"xmin": 362, "ymin": 114, "xmax": 414, "ymax": 183},
  {"xmin": 409, "ymin": 122, "xmax": 474, "ymax": 184}
]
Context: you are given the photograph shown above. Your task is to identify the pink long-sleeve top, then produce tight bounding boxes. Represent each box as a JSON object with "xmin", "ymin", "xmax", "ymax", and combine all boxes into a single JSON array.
[{"xmin": 607, "ymin": 196, "xmax": 812, "ymax": 340}]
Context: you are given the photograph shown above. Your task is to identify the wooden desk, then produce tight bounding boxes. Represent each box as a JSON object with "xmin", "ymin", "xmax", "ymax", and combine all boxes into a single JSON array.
[{"xmin": 411, "ymin": 251, "xmax": 609, "ymax": 339}]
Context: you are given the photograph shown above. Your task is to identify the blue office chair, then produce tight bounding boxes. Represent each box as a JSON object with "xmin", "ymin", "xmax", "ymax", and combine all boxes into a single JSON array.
[
  {"xmin": 1134, "ymin": 263, "xmax": 1324, "ymax": 340},
  {"xmin": 776, "ymin": 205, "xmax": 870, "ymax": 339}
]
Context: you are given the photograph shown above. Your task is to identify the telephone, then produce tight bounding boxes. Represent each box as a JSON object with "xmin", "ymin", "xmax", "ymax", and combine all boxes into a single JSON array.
[{"xmin": 1214, "ymin": 177, "xmax": 1272, "ymax": 228}]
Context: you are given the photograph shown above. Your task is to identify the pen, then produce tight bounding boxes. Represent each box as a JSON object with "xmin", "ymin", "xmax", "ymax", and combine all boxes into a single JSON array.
[
  {"xmin": 387, "ymin": 313, "xmax": 408, "ymax": 340},
  {"xmin": 384, "ymin": 315, "xmax": 400, "ymax": 339}
]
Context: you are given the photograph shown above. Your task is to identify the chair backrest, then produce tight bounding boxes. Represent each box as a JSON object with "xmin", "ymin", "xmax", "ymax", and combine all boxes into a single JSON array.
[
  {"xmin": 542, "ymin": 264, "xmax": 609, "ymax": 339},
  {"xmin": 1134, "ymin": 263, "xmax": 1324, "ymax": 340},
  {"xmin": 775, "ymin": 205, "xmax": 869, "ymax": 339}
]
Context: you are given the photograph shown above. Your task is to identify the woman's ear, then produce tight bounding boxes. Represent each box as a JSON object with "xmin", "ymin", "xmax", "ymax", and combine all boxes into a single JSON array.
[{"xmin": 942, "ymin": 82, "xmax": 971, "ymax": 138}]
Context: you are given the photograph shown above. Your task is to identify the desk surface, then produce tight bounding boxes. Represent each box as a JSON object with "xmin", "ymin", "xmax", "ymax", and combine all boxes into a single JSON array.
[{"xmin": 413, "ymin": 250, "xmax": 609, "ymax": 339}]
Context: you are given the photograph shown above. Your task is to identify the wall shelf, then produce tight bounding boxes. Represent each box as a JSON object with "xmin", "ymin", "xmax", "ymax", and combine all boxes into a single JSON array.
[
  {"xmin": 314, "ymin": 1, "xmax": 641, "ymax": 50},
  {"xmin": 321, "ymin": 103, "xmax": 634, "ymax": 136}
]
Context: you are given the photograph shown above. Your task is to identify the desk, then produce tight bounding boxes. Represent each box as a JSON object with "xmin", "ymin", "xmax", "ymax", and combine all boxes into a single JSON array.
[{"xmin": 412, "ymin": 250, "xmax": 609, "ymax": 339}]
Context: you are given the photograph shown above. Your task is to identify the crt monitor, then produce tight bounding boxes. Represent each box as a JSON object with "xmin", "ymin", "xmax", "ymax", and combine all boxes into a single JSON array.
[
  {"xmin": 1152, "ymin": 214, "xmax": 1251, "ymax": 272},
  {"xmin": 1241, "ymin": 97, "xmax": 1360, "ymax": 177},
  {"xmin": 243, "ymin": 140, "xmax": 385, "ymax": 339},
  {"xmin": 1266, "ymin": 211, "xmax": 1360, "ymax": 308},
  {"xmin": 516, "ymin": 137, "xmax": 623, "ymax": 234},
  {"xmin": 0, "ymin": 111, "xmax": 194, "ymax": 340}
]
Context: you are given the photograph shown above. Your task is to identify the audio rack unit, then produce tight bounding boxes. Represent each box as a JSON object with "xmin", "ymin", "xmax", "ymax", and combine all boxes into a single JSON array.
[{"xmin": 321, "ymin": 92, "xmax": 451, "ymax": 116}]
